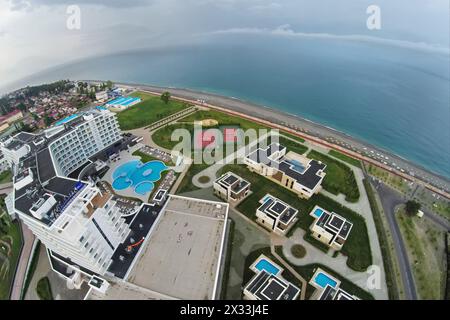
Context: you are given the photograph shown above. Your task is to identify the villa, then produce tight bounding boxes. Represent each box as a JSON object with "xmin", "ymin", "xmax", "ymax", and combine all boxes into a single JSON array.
[
  {"xmin": 309, "ymin": 205, "xmax": 353, "ymax": 251},
  {"xmin": 243, "ymin": 255, "xmax": 300, "ymax": 300},
  {"xmin": 309, "ymin": 268, "xmax": 359, "ymax": 300},
  {"xmin": 244, "ymin": 143, "xmax": 326, "ymax": 199},
  {"xmin": 213, "ymin": 171, "xmax": 251, "ymax": 204},
  {"xmin": 256, "ymin": 194, "xmax": 298, "ymax": 235}
]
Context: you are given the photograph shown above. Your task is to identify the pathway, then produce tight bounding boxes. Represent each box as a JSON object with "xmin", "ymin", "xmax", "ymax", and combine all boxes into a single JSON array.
[{"xmin": 10, "ymin": 222, "xmax": 35, "ymax": 300}]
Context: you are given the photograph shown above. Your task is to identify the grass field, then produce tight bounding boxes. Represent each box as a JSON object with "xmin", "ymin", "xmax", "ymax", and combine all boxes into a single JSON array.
[
  {"xmin": 396, "ymin": 207, "xmax": 446, "ymax": 299},
  {"xmin": 179, "ymin": 109, "xmax": 268, "ymax": 132},
  {"xmin": 36, "ymin": 277, "xmax": 53, "ymax": 300},
  {"xmin": 278, "ymin": 136, "xmax": 308, "ymax": 155},
  {"xmin": 217, "ymin": 164, "xmax": 372, "ymax": 271},
  {"xmin": 307, "ymin": 150, "xmax": 360, "ymax": 203},
  {"xmin": 0, "ymin": 210, "xmax": 23, "ymax": 300},
  {"xmin": 117, "ymin": 92, "xmax": 189, "ymax": 130},
  {"xmin": 363, "ymin": 179, "xmax": 402, "ymax": 299},
  {"xmin": 366, "ymin": 163, "xmax": 412, "ymax": 195},
  {"xmin": 0, "ymin": 170, "xmax": 12, "ymax": 184},
  {"xmin": 328, "ymin": 150, "xmax": 362, "ymax": 168},
  {"xmin": 176, "ymin": 163, "xmax": 211, "ymax": 194}
]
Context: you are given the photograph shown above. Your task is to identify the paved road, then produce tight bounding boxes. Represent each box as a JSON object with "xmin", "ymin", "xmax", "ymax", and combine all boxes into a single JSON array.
[
  {"xmin": 373, "ymin": 180, "xmax": 417, "ymax": 300},
  {"xmin": 10, "ymin": 222, "xmax": 35, "ymax": 300}
]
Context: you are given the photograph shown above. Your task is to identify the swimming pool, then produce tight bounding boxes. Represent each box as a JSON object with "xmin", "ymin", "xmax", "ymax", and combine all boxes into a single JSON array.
[
  {"xmin": 55, "ymin": 114, "xmax": 80, "ymax": 126},
  {"xmin": 314, "ymin": 272, "xmax": 338, "ymax": 288},
  {"xmin": 313, "ymin": 208, "xmax": 324, "ymax": 218},
  {"xmin": 287, "ymin": 159, "xmax": 305, "ymax": 173},
  {"xmin": 255, "ymin": 258, "xmax": 280, "ymax": 275},
  {"xmin": 112, "ymin": 160, "xmax": 167, "ymax": 196}
]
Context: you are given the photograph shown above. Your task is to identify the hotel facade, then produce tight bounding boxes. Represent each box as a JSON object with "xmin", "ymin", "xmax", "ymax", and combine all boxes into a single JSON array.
[{"xmin": 1, "ymin": 109, "xmax": 128, "ymax": 277}]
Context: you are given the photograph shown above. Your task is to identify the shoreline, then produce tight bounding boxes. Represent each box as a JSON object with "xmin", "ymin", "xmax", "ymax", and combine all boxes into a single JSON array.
[{"xmin": 87, "ymin": 80, "xmax": 450, "ymax": 199}]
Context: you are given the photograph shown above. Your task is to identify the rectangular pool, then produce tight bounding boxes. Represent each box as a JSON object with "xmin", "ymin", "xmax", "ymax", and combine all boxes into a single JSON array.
[
  {"xmin": 313, "ymin": 208, "xmax": 324, "ymax": 218},
  {"xmin": 255, "ymin": 258, "xmax": 280, "ymax": 275},
  {"xmin": 314, "ymin": 272, "xmax": 338, "ymax": 288}
]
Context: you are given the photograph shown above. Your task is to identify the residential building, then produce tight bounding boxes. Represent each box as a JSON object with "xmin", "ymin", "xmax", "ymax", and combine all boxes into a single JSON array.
[
  {"xmin": 244, "ymin": 143, "xmax": 326, "ymax": 199},
  {"xmin": 243, "ymin": 255, "xmax": 300, "ymax": 300},
  {"xmin": 213, "ymin": 171, "xmax": 251, "ymax": 203},
  {"xmin": 309, "ymin": 206, "xmax": 353, "ymax": 250},
  {"xmin": 309, "ymin": 268, "xmax": 359, "ymax": 300},
  {"xmin": 255, "ymin": 194, "xmax": 298, "ymax": 235}
]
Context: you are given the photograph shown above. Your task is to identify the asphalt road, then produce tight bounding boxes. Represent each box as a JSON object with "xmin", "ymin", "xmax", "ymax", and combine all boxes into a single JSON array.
[{"xmin": 373, "ymin": 179, "xmax": 417, "ymax": 300}]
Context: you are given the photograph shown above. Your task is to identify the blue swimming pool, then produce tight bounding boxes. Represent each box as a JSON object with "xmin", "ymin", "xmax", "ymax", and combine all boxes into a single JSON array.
[
  {"xmin": 313, "ymin": 208, "xmax": 324, "ymax": 218},
  {"xmin": 314, "ymin": 272, "xmax": 338, "ymax": 288},
  {"xmin": 55, "ymin": 114, "xmax": 80, "ymax": 126},
  {"xmin": 288, "ymin": 159, "xmax": 305, "ymax": 173},
  {"xmin": 255, "ymin": 258, "xmax": 280, "ymax": 275},
  {"xmin": 112, "ymin": 160, "xmax": 167, "ymax": 195}
]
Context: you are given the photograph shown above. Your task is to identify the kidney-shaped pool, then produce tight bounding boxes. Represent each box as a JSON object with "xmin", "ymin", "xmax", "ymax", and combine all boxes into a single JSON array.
[{"xmin": 112, "ymin": 160, "xmax": 168, "ymax": 196}]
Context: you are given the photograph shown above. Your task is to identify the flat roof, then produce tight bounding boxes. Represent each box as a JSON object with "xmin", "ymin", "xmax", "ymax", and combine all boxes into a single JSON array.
[
  {"xmin": 246, "ymin": 143, "xmax": 326, "ymax": 190},
  {"xmin": 258, "ymin": 195, "xmax": 298, "ymax": 225},
  {"xmin": 107, "ymin": 203, "xmax": 163, "ymax": 279},
  {"xmin": 126, "ymin": 196, "xmax": 228, "ymax": 300}
]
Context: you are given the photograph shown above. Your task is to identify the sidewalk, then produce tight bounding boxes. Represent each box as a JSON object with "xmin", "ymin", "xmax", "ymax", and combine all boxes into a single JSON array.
[{"xmin": 10, "ymin": 222, "xmax": 35, "ymax": 300}]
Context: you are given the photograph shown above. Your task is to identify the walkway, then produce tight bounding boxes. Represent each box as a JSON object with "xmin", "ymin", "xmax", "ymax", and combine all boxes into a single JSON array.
[{"xmin": 10, "ymin": 222, "xmax": 35, "ymax": 300}]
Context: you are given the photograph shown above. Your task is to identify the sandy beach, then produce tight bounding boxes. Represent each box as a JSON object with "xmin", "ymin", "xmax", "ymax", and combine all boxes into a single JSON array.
[{"xmin": 93, "ymin": 81, "xmax": 450, "ymax": 199}]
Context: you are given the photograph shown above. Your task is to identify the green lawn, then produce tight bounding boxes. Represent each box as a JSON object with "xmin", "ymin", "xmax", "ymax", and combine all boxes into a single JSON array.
[
  {"xmin": 278, "ymin": 136, "xmax": 308, "ymax": 155},
  {"xmin": 328, "ymin": 150, "xmax": 362, "ymax": 168},
  {"xmin": 151, "ymin": 123, "xmax": 194, "ymax": 151},
  {"xmin": 176, "ymin": 163, "xmax": 211, "ymax": 194},
  {"xmin": 280, "ymin": 132, "xmax": 305, "ymax": 143},
  {"xmin": 117, "ymin": 92, "xmax": 189, "ymax": 130},
  {"xmin": 0, "ymin": 170, "xmax": 13, "ymax": 184},
  {"xmin": 307, "ymin": 150, "xmax": 360, "ymax": 203},
  {"xmin": 152, "ymin": 109, "xmax": 270, "ymax": 154},
  {"xmin": 179, "ymin": 109, "xmax": 268, "ymax": 132},
  {"xmin": 36, "ymin": 277, "xmax": 53, "ymax": 300},
  {"xmin": 0, "ymin": 211, "xmax": 23, "ymax": 300},
  {"xmin": 217, "ymin": 164, "xmax": 372, "ymax": 271}
]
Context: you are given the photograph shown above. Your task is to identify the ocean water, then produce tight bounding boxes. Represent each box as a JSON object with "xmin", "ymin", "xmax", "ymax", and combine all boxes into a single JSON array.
[{"xmin": 10, "ymin": 35, "xmax": 450, "ymax": 178}]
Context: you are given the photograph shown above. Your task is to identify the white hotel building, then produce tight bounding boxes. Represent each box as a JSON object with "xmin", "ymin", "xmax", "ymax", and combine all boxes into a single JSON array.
[{"xmin": 1, "ymin": 109, "xmax": 128, "ymax": 277}]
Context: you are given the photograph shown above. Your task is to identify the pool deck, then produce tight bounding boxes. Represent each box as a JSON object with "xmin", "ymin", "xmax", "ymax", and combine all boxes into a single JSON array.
[{"xmin": 103, "ymin": 150, "xmax": 150, "ymax": 202}]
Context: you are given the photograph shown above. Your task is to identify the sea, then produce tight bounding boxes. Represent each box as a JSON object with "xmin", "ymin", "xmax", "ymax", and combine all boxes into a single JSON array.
[{"xmin": 4, "ymin": 35, "xmax": 450, "ymax": 178}]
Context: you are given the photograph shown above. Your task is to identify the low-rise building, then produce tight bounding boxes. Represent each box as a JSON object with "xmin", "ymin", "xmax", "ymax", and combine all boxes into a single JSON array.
[
  {"xmin": 256, "ymin": 194, "xmax": 298, "ymax": 235},
  {"xmin": 244, "ymin": 143, "xmax": 326, "ymax": 199},
  {"xmin": 95, "ymin": 91, "xmax": 108, "ymax": 102},
  {"xmin": 243, "ymin": 255, "xmax": 300, "ymax": 300},
  {"xmin": 309, "ymin": 206, "xmax": 353, "ymax": 251},
  {"xmin": 309, "ymin": 268, "xmax": 359, "ymax": 300},
  {"xmin": 213, "ymin": 171, "xmax": 251, "ymax": 203}
]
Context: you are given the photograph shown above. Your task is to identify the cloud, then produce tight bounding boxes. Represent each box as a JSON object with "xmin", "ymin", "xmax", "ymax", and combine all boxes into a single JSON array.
[
  {"xmin": 7, "ymin": 0, "xmax": 153, "ymax": 11},
  {"xmin": 207, "ymin": 24, "xmax": 450, "ymax": 54}
]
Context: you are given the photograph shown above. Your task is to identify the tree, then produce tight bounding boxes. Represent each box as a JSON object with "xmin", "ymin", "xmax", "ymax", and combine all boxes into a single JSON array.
[
  {"xmin": 405, "ymin": 200, "xmax": 421, "ymax": 216},
  {"xmin": 161, "ymin": 91, "xmax": 171, "ymax": 104},
  {"xmin": 106, "ymin": 80, "xmax": 113, "ymax": 89},
  {"xmin": 44, "ymin": 114, "xmax": 53, "ymax": 127},
  {"xmin": 17, "ymin": 102, "xmax": 27, "ymax": 112}
]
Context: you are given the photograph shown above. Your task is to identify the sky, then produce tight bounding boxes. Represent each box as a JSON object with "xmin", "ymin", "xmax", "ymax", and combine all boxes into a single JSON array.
[{"xmin": 0, "ymin": 0, "xmax": 449, "ymax": 88}]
